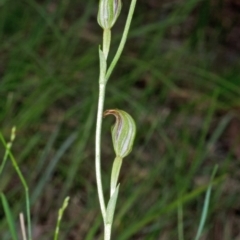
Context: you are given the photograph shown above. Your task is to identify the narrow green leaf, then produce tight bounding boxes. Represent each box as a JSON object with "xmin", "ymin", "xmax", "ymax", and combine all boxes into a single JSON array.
[
  {"xmin": 0, "ymin": 127, "xmax": 16, "ymax": 177},
  {"xmin": 105, "ymin": 184, "xmax": 120, "ymax": 224},
  {"xmin": 194, "ymin": 165, "xmax": 218, "ymax": 240},
  {"xmin": 105, "ymin": 0, "xmax": 137, "ymax": 81},
  {"xmin": 54, "ymin": 196, "xmax": 70, "ymax": 240},
  {"xmin": 110, "ymin": 156, "xmax": 122, "ymax": 197},
  {"xmin": 99, "ymin": 48, "xmax": 107, "ymax": 84},
  {"xmin": 1, "ymin": 193, "xmax": 18, "ymax": 240}
]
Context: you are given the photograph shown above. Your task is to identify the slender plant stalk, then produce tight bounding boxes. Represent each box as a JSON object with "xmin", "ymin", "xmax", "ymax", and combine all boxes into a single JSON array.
[
  {"xmin": 95, "ymin": 82, "xmax": 107, "ymax": 219},
  {"xmin": 104, "ymin": 223, "xmax": 112, "ymax": 240},
  {"xmin": 20, "ymin": 213, "xmax": 27, "ymax": 240},
  {"xmin": 54, "ymin": 196, "xmax": 70, "ymax": 240},
  {"xmin": 0, "ymin": 127, "xmax": 15, "ymax": 176},
  {"xmin": 95, "ymin": 0, "xmax": 137, "ymax": 239},
  {"xmin": 110, "ymin": 157, "xmax": 122, "ymax": 197},
  {"xmin": 0, "ymin": 132, "xmax": 32, "ymax": 240},
  {"xmin": 103, "ymin": 29, "xmax": 111, "ymax": 59},
  {"xmin": 106, "ymin": 0, "xmax": 137, "ymax": 82}
]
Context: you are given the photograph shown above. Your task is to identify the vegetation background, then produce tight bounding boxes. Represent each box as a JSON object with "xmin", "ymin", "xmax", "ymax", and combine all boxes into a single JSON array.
[{"xmin": 0, "ymin": 0, "xmax": 240, "ymax": 239}]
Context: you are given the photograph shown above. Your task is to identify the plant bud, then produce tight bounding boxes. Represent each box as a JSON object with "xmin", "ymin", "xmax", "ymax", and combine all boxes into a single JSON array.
[
  {"xmin": 97, "ymin": 0, "xmax": 122, "ymax": 30},
  {"xmin": 104, "ymin": 109, "xmax": 136, "ymax": 158}
]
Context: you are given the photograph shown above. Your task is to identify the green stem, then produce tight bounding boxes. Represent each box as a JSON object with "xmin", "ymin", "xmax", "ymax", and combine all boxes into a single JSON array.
[
  {"xmin": 95, "ymin": 0, "xmax": 137, "ymax": 238},
  {"xmin": 106, "ymin": 0, "xmax": 137, "ymax": 82},
  {"xmin": 0, "ymin": 127, "xmax": 15, "ymax": 177},
  {"xmin": 104, "ymin": 223, "xmax": 112, "ymax": 240},
  {"xmin": 105, "ymin": 156, "xmax": 122, "ymax": 240},
  {"xmin": 0, "ymin": 133, "xmax": 32, "ymax": 240},
  {"xmin": 54, "ymin": 196, "xmax": 70, "ymax": 240},
  {"xmin": 95, "ymin": 24, "xmax": 111, "ymax": 221},
  {"xmin": 95, "ymin": 81, "xmax": 107, "ymax": 220},
  {"xmin": 0, "ymin": 142, "xmax": 11, "ymax": 176},
  {"xmin": 103, "ymin": 29, "xmax": 111, "ymax": 59},
  {"xmin": 110, "ymin": 156, "xmax": 122, "ymax": 197}
]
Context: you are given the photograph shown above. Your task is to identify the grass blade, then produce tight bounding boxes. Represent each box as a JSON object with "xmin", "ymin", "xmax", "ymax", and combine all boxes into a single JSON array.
[
  {"xmin": 194, "ymin": 165, "xmax": 218, "ymax": 240},
  {"xmin": 54, "ymin": 196, "xmax": 70, "ymax": 240},
  {"xmin": 177, "ymin": 196, "xmax": 184, "ymax": 240},
  {"xmin": 1, "ymin": 193, "xmax": 18, "ymax": 240},
  {"xmin": 0, "ymin": 127, "xmax": 16, "ymax": 177},
  {"xmin": 0, "ymin": 131, "xmax": 32, "ymax": 240}
]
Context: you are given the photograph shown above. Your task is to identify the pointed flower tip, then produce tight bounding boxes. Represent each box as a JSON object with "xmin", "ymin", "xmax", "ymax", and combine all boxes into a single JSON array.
[{"xmin": 104, "ymin": 109, "xmax": 136, "ymax": 158}]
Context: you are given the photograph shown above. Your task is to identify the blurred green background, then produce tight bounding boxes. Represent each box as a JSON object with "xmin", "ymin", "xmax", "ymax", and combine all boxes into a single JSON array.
[{"xmin": 0, "ymin": 0, "xmax": 240, "ymax": 239}]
